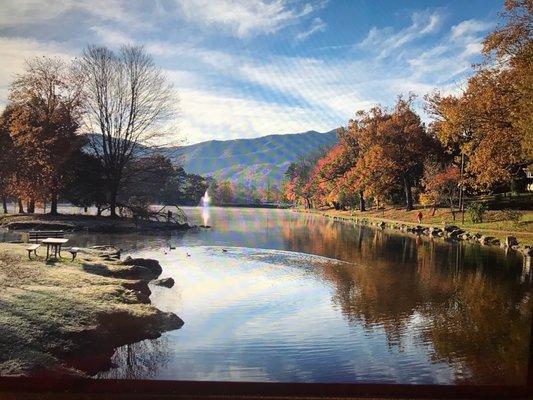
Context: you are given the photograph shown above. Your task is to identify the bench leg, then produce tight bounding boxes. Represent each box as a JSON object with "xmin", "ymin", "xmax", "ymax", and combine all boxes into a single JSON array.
[
  {"xmin": 71, "ymin": 252, "xmax": 77, "ymax": 261},
  {"xmin": 28, "ymin": 250, "xmax": 32, "ymax": 260}
]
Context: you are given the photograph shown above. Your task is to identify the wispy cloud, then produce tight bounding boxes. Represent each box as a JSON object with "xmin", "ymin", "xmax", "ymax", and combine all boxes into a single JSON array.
[
  {"xmin": 295, "ymin": 17, "xmax": 327, "ymax": 42},
  {"xmin": 357, "ymin": 10, "xmax": 444, "ymax": 58},
  {"xmin": 175, "ymin": 0, "xmax": 326, "ymax": 38}
]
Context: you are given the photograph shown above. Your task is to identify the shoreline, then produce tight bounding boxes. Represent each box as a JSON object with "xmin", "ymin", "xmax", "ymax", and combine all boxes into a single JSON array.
[
  {"xmin": 0, "ymin": 243, "xmax": 183, "ymax": 377},
  {"xmin": 296, "ymin": 208, "xmax": 533, "ymax": 258},
  {"xmin": 0, "ymin": 213, "xmax": 194, "ymax": 233}
]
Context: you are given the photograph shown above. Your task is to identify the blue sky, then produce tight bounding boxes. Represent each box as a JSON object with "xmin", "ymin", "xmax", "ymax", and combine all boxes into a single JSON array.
[{"xmin": 0, "ymin": 0, "xmax": 502, "ymax": 144}]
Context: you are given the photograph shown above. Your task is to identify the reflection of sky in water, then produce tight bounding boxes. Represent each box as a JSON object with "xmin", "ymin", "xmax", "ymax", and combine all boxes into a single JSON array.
[
  {"xmin": 79, "ymin": 207, "xmax": 529, "ymax": 384},
  {"xmin": 99, "ymin": 246, "xmax": 453, "ymax": 383}
]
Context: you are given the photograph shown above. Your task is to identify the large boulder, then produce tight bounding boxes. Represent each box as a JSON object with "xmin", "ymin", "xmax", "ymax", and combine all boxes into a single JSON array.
[
  {"xmin": 152, "ymin": 277, "xmax": 175, "ymax": 288},
  {"xmin": 122, "ymin": 257, "xmax": 163, "ymax": 277}
]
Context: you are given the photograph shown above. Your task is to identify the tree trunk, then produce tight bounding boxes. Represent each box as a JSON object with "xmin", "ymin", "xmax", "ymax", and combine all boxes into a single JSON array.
[
  {"xmin": 2, "ymin": 197, "xmax": 7, "ymax": 214},
  {"xmin": 18, "ymin": 199, "xmax": 24, "ymax": 214},
  {"xmin": 50, "ymin": 193, "xmax": 58, "ymax": 215},
  {"xmin": 109, "ymin": 186, "xmax": 118, "ymax": 218},
  {"xmin": 359, "ymin": 191, "xmax": 366, "ymax": 212},
  {"xmin": 403, "ymin": 175, "xmax": 413, "ymax": 211},
  {"xmin": 96, "ymin": 205, "xmax": 102, "ymax": 216},
  {"xmin": 27, "ymin": 199, "xmax": 35, "ymax": 214}
]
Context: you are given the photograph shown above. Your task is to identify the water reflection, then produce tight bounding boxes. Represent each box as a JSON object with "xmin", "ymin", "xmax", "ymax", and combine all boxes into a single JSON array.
[
  {"xmin": 97, "ymin": 337, "xmax": 170, "ymax": 380},
  {"xmin": 32, "ymin": 207, "xmax": 531, "ymax": 384}
]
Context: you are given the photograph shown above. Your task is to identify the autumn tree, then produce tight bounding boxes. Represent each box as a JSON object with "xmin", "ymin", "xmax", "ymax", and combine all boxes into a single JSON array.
[
  {"xmin": 426, "ymin": 0, "xmax": 532, "ymax": 191},
  {"xmin": 348, "ymin": 96, "xmax": 433, "ymax": 210},
  {"xmin": 0, "ymin": 108, "xmax": 15, "ymax": 213},
  {"xmin": 6, "ymin": 57, "xmax": 83, "ymax": 215},
  {"xmin": 421, "ymin": 164, "xmax": 461, "ymax": 217},
  {"xmin": 78, "ymin": 45, "xmax": 175, "ymax": 218}
]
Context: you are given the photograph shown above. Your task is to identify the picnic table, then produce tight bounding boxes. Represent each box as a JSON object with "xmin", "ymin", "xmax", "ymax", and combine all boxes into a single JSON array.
[{"xmin": 41, "ymin": 238, "xmax": 69, "ymax": 260}]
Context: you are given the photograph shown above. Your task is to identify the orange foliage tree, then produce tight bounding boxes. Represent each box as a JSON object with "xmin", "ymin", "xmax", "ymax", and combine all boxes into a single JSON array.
[
  {"xmin": 426, "ymin": 0, "xmax": 532, "ymax": 191},
  {"xmin": 347, "ymin": 96, "xmax": 434, "ymax": 210},
  {"xmin": 5, "ymin": 57, "xmax": 83, "ymax": 215}
]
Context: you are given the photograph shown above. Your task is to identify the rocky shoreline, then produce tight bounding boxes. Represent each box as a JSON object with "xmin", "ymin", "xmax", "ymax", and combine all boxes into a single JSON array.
[
  {"xmin": 311, "ymin": 211, "xmax": 532, "ymax": 258},
  {"xmin": 0, "ymin": 243, "xmax": 183, "ymax": 377}
]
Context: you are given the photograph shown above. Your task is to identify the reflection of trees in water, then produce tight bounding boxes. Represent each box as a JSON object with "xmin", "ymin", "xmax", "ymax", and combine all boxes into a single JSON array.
[
  {"xmin": 282, "ymin": 218, "xmax": 531, "ymax": 384},
  {"xmin": 97, "ymin": 337, "xmax": 170, "ymax": 379}
]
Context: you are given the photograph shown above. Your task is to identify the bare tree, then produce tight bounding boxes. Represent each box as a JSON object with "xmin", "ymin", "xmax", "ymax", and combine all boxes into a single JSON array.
[{"xmin": 78, "ymin": 45, "xmax": 175, "ymax": 217}]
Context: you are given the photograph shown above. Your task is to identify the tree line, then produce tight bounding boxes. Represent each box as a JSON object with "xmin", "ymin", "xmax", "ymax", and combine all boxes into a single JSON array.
[
  {"xmin": 283, "ymin": 0, "xmax": 532, "ymax": 213},
  {"xmin": 0, "ymin": 45, "xmax": 208, "ymax": 217},
  {"xmin": 208, "ymin": 179, "xmax": 283, "ymax": 205}
]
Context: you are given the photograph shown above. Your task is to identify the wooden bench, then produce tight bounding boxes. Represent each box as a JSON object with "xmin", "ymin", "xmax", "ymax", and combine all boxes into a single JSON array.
[
  {"xmin": 28, "ymin": 230, "xmax": 65, "ymax": 242},
  {"xmin": 26, "ymin": 244, "xmax": 41, "ymax": 260}
]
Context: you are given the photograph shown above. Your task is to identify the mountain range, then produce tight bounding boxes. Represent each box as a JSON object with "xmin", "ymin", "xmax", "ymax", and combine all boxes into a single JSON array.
[{"xmin": 162, "ymin": 130, "xmax": 338, "ymax": 188}]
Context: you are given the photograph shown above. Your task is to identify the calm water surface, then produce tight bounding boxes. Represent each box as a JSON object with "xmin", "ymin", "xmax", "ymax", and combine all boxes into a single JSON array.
[{"xmin": 66, "ymin": 207, "xmax": 531, "ymax": 384}]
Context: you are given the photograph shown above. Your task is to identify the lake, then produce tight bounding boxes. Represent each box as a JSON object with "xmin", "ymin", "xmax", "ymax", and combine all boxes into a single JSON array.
[{"xmin": 66, "ymin": 207, "xmax": 531, "ymax": 385}]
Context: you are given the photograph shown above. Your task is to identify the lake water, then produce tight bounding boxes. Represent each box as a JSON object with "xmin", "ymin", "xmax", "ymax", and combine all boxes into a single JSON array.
[{"xmin": 66, "ymin": 207, "xmax": 531, "ymax": 384}]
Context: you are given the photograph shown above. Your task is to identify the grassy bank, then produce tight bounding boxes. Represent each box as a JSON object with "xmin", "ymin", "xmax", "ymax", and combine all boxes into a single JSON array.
[
  {"xmin": 300, "ymin": 206, "xmax": 533, "ymax": 246},
  {"xmin": 0, "ymin": 213, "xmax": 192, "ymax": 233},
  {"xmin": 0, "ymin": 243, "xmax": 183, "ymax": 377}
]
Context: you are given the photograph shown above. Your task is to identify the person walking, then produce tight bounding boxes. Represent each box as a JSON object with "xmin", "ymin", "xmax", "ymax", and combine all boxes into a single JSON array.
[{"xmin": 417, "ymin": 211, "xmax": 423, "ymax": 224}]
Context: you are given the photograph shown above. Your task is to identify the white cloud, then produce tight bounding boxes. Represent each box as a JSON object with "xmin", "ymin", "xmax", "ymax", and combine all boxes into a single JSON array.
[
  {"xmin": 295, "ymin": 17, "xmax": 327, "ymax": 42},
  {"xmin": 89, "ymin": 26, "xmax": 134, "ymax": 48},
  {"xmin": 0, "ymin": 37, "xmax": 73, "ymax": 108},
  {"xmin": 178, "ymin": 88, "xmax": 334, "ymax": 143},
  {"xmin": 357, "ymin": 10, "xmax": 444, "ymax": 58},
  {"xmin": 0, "ymin": 0, "xmax": 145, "ymax": 28},
  {"xmin": 175, "ymin": 0, "xmax": 324, "ymax": 38},
  {"xmin": 451, "ymin": 19, "xmax": 492, "ymax": 40}
]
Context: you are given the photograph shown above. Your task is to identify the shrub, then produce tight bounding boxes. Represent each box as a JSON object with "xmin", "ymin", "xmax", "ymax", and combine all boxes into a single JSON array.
[
  {"xmin": 467, "ymin": 201, "xmax": 488, "ymax": 223},
  {"xmin": 502, "ymin": 209, "xmax": 522, "ymax": 227}
]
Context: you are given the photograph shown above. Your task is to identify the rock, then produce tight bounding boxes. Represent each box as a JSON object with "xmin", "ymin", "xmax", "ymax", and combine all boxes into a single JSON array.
[
  {"xmin": 480, "ymin": 235, "xmax": 497, "ymax": 246},
  {"xmin": 377, "ymin": 221, "xmax": 386, "ymax": 229},
  {"xmin": 152, "ymin": 277, "xmax": 175, "ymax": 288},
  {"xmin": 505, "ymin": 236, "xmax": 519, "ymax": 247},
  {"xmin": 449, "ymin": 229, "xmax": 465, "ymax": 239},
  {"xmin": 443, "ymin": 225, "xmax": 460, "ymax": 233},
  {"xmin": 122, "ymin": 258, "xmax": 162, "ymax": 277},
  {"xmin": 82, "ymin": 263, "xmax": 159, "ymax": 281},
  {"xmin": 428, "ymin": 227, "xmax": 439, "ymax": 236},
  {"xmin": 522, "ymin": 246, "xmax": 532, "ymax": 257}
]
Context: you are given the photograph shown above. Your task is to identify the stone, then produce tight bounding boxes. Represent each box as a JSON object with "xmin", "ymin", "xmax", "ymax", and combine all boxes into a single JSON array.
[
  {"xmin": 480, "ymin": 235, "xmax": 497, "ymax": 246},
  {"xmin": 428, "ymin": 226, "xmax": 442, "ymax": 236},
  {"xmin": 152, "ymin": 277, "xmax": 175, "ymax": 288},
  {"xmin": 459, "ymin": 233, "xmax": 471, "ymax": 241},
  {"xmin": 443, "ymin": 225, "xmax": 460, "ymax": 233},
  {"xmin": 449, "ymin": 229, "xmax": 465, "ymax": 239},
  {"xmin": 505, "ymin": 236, "xmax": 519, "ymax": 247},
  {"xmin": 122, "ymin": 258, "xmax": 163, "ymax": 277}
]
